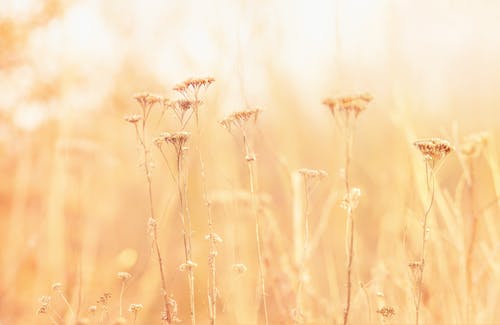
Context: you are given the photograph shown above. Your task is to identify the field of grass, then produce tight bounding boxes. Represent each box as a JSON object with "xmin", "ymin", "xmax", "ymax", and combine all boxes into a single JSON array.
[{"xmin": 1, "ymin": 1, "xmax": 500, "ymax": 324}]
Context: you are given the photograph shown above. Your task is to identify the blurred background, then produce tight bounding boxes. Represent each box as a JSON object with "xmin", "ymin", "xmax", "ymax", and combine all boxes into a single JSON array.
[{"xmin": 1, "ymin": 0, "xmax": 499, "ymax": 324}]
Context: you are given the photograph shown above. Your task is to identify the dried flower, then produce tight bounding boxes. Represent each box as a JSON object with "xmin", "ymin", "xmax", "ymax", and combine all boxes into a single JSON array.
[
  {"xmin": 205, "ymin": 232, "xmax": 223, "ymax": 244},
  {"xmin": 377, "ymin": 306, "xmax": 395, "ymax": 318},
  {"xmin": 169, "ymin": 99, "xmax": 198, "ymax": 126},
  {"xmin": 341, "ymin": 187, "xmax": 361, "ymax": 211},
  {"xmin": 232, "ymin": 263, "xmax": 248, "ymax": 274},
  {"xmin": 413, "ymin": 138, "xmax": 453, "ymax": 163},
  {"xmin": 117, "ymin": 272, "xmax": 132, "ymax": 281},
  {"xmin": 128, "ymin": 304, "xmax": 144, "ymax": 313},
  {"xmin": 36, "ymin": 296, "xmax": 51, "ymax": 315},
  {"xmin": 173, "ymin": 77, "xmax": 215, "ymax": 94},
  {"xmin": 161, "ymin": 131, "xmax": 191, "ymax": 153},
  {"xmin": 322, "ymin": 93, "xmax": 373, "ymax": 119},
  {"xmin": 219, "ymin": 108, "xmax": 262, "ymax": 132},
  {"xmin": 97, "ymin": 293, "xmax": 112, "ymax": 305},
  {"xmin": 51, "ymin": 282, "xmax": 63, "ymax": 292},
  {"xmin": 297, "ymin": 168, "xmax": 328, "ymax": 179},
  {"xmin": 179, "ymin": 260, "xmax": 198, "ymax": 271},
  {"xmin": 133, "ymin": 93, "xmax": 163, "ymax": 109},
  {"xmin": 162, "ymin": 296, "xmax": 181, "ymax": 323},
  {"xmin": 124, "ymin": 114, "xmax": 143, "ymax": 124}
]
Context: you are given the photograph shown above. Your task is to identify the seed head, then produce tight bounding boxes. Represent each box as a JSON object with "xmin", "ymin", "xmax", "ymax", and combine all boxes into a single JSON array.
[
  {"xmin": 322, "ymin": 93, "xmax": 373, "ymax": 119},
  {"xmin": 297, "ymin": 168, "xmax": 328, "ymax": 180},
  {"xmin": 133, "ymin": 93, "xmax": 163, "ymax": 109},
  {"xmin": 117, "ymin": 272, "xmax": 132, "ymax": 282},
  {"xmin": 173, "ymin": 77, "xmax": 215, "ymax": 94},
  {"xmin": 341, "ymin": 187, "xmax": 361, "ymax": 211},
  {"xmin": 205, "ymin": 232, "xmax": 223, "ymax": 244},
  {"xmin": 124, "ymin": 114, "xmax": 142, "ymax": 124},
  {"xmin": 128, "ymin": 303, "xmax": 144, "ymax": 313},
  {"xmin": 376, "ymin": 306, "xmax": 395, "ymax": 318},
  {"xmin": 51, "ymin": 282, "xmax": 63, "ymax": 292},
  {"xmin": 219, "ymin": 108, "xmax": 262, "ymax": 132},
  {"xmin": 413, "ymin": 138, "xmax": 453, "ymax": 163},
  {"xmin": 232, "ymin": 263, "xmax": 248, "ymax": 274},
  {"xmin": 179, "ymin": 260, "xmax": 198, "ymax": 271},
  {"xmin": 162, "ymin": 131, "xmax": 191, "ymax": 153}
]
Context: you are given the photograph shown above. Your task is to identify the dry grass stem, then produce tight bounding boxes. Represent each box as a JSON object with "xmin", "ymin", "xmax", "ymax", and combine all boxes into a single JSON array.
[
  {"xmin": 412, "ymin": 137, "xmax": 453, "ymax": 325},
  {"xmin": 323, "ymin": 93, "xmax": 372, "ymax": 325},
  {"xmin": 220, "ymin": 108, "xmax": 269, "ymax": 325}
]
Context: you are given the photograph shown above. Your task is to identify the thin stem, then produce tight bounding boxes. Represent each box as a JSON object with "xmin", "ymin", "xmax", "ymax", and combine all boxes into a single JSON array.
[
  {"xmin": 465, "ymin": 159, "xmax": 477, "ymax": 323},
  {"xmin": 415, "ymin": 162, "xmax": 435, "ymax": 325},
  {"xmin": 195, "ymin": 108, "xmax": 218, "ymax": 325},
  {"xmin": 134, "ymin": 120, "xmax": 172, "ymax": 323},
  {"xmin": 57, "ymin": 291, "xmax": 75, "ymax": 320},
  {"xmin": 119, "ymin": 282, "xmax": 125, "ymax": 317},
  {"xmin": 243, "ymin": 132, "xmax": 269, "ymax": 325},
  {"xmin": 295, "ymin": 177, "xmax": 311, "ymax": 324},
  {"xmin": 176, "ymin": 147, "xmax": 196, "ymax": 325},
  {"xmin": 343, "ymin": 130, "xmax": 354, "ymax": 325}
]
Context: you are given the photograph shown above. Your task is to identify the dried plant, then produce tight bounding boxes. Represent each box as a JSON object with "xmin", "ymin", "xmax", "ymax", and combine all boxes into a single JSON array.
[
  {"xmin": 412, "ymin": 137, "xmax": 453, "ymax": 325},
  {"xmin": 97, "ymin": 292, "xmax": 112, "ymax": 324},
  {"xmin": 128, "ymin": 303, "xmax": 143, "ymax": 325},
  {"xmin": 323, "ymin": 93, "xmax": 372, "ymax": 325},
  {"xmin": 125, "ymin": 92, "xmax": 173, "ymax": 323},
  {"xmin": 157, "ymin": 130, "xmax": 196, "ymax": 325},
  {"xmin": 36, "ymin": 296, "xmax": 62, "ymax": 324},
  {"xmin": 52, "ymin": 282, "xmax": 75, "ymax": 321},
  {"xmin": 174, "ymin": 78, "xmax": 219, "ymax": 325},
  {"xmin": 220, "ymin": 108, "xmax": 269, "ymax": 325},
  {"xmin": 293, "ymin": 169, "xmax": 327, "ymax": 324},
  {"xmin": 117, "ymin": 272, "xmax": 132, "ymax": 317}
]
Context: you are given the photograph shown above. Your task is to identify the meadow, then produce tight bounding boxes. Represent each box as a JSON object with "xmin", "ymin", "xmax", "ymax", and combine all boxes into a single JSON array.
[{"xmin": 1, "ymin": 0, "xmax": 499, "ymax": 324}]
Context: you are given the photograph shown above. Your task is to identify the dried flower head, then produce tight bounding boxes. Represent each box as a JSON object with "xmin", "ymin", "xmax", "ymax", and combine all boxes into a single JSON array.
[
  {"xmin": 162, "ymin": 296, "xmax": 181, "ymax": 323},
  {"xmin": 117, "ymin": 272, "xmax": 132, "ymax": 282},
  {"xmin": 461, "ymin": 132, "xmax": 488, "ymax": 158},
  {"xmin": 376, "ymin": 306, "xmax": 395, "ymax": 318},
  {"xmin": 36, "ymin": 296, "xmax": 51, "ymax": 315},
  {"xmin": 179, "ymin": 260, "xmax": 198, "ymax": 271},
  {"xmin": 219, "ymin": 108, "xmax": 262, "ymax": 132},
  {"xmin": 173, "ymin": 77, "xmax": 215, "ymax": 94},
  {"xmin": 322, "ymin": 93, "xmax": 373, "ymax": 120},
  {"xmin": 97, "ymin": 293, "xmax": 112, "ymax": 305},
  {"xmin": 128, "ymin": 303, "xmax": 144, "ymax": 313},
  {"xmin": 124, "ymin": 114, "xmax": 142, "ymax": 124},
  {"xmin": 205, "ymin": 232, "xmax": 223, "ymax": 244},
  {"xmin": 133, "ymin": 93, "xmax": 163, "ymax": 109},
  {"xmin": 161, "ymin": 131, "xmax": 191, "ymax": 153},
  {"xmin": 147, "ymin": 217, "xmax": 157, "ymax": 237},
  {"xmin": 232, "ymin": 263, "xmax": 248, "ymax": 274},
  {"xmin": 414, "ymin": 138, "xmax": 453, "ymax": 163},
  {"xmin": 297, "ymin": 168, "xmax": 328, "ymax": 179},
  {"xmin": 341, "ymin": 187, "xmax": 361, "ymax": 211},
  {"xmin": 168, "ymin": 99, "xmax": 199, "ymax": 126},
  {"xmin": 51, "ymin": 282, "xmax": 63, "ymax": 292}
]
